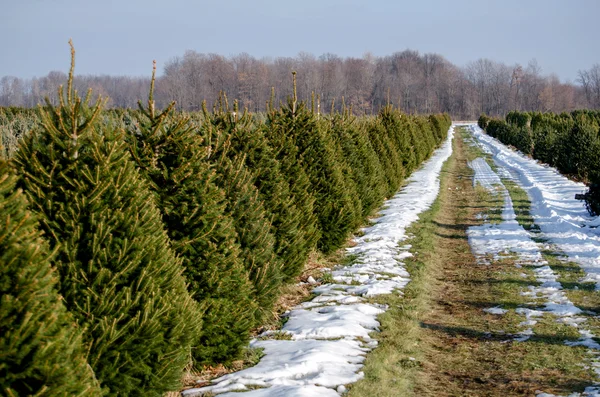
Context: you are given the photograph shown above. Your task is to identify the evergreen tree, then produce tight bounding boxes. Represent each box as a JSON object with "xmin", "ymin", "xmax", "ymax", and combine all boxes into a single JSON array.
[
  {"xmin": 199, "ymin": 105, "xmax": 283, "ymax": 322},
  {"xmin": 268, "ymin": 86, "xmax": 359, "ymax": 254},
  {"xmin": 0, "ymin": 159, "xmax": 101, "ymax": 396},
  {"xmin": 124, "ymin": 72, "xmax": 257, "ymax": 365},
  {"xmin": 264, "ymin": 102, "xmax": 321, "ymax": 268},
  {"xmin": 319, "ymin": 113, "xmax": 363, "ymax": 228},
  {"xmin": 328, "ymin": 112, "xmax": 387, "ymax": 218},
  {"xmin": 207, "ymin": 103, "xmax": 310, "ymax": 281},
  {"xmin": 383, "ymin": 109, "xmax": 418, "ymax": 175},
  {"xmin": 369, "ymin": 107, "xmax": 405, "ymax": 196},
  {"xmin": 12, "ymin": 44, "xmax": 201, "ymax": 396},
  {"xmin": 413, "ymin": 117, "xmax": 438, "ymax": 163}
]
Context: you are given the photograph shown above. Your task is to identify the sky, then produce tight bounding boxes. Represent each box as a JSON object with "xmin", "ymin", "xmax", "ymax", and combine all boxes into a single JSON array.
[{"xmin": 1, "ymin": 0, "xmax": 599, "ymax": 82}]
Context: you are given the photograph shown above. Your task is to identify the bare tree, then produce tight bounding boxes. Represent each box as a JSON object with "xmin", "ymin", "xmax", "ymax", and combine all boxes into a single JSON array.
[
  {"xmin": 578, "ymin": 64, "xmax": 600, "ymax": 109},
  {"xmin": 1, "ymin": 51, "xmax": 596, "ymax": 119}
]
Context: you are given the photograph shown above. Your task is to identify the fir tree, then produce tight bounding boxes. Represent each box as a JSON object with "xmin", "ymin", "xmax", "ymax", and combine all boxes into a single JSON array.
[
  {"xmin": 12, "ymin": 43, "xmax": 201, "ymax": 396},
  {"xmin": 410, "ymin": 117, "xmax": 436, "ymax": 165},
  {"xmin": 264, "ymin": 102, "xmax": 321, "ymax": 269},
  {"xmin": 383, "ymin": 108, "xmax": 417, "ymax": 175},
  {"xmin": 328, "ymin": 113, "xmax": 387, "ymax": 217},
  {"xmin": 368, "ymin": 108, "xmax": 405, "ymax": 196},
  {"xmin": 124, "ymin": 70, "xmax": 257, "ymax": 365},
  {"xmin": 318, "ymin": 113, "xmax": 363, "ymax": 229},
  {"xmin": 0, "ymin": 159, "xmax": 102, "ymax": 396}
]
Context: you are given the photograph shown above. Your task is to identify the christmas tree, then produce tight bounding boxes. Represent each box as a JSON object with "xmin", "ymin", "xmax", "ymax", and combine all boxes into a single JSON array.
[
  {"xmin": 368, "ymin": 108, "xmax": 405, "ymax": 196},
  {"xmin": 328, "ymin": 112, "xmax": 387, "ymax": 218},
  {"xmin": 12, "ymin": 43, "xmax": 202, "ymax": 396},
  {"xmin": 206, "ymin": 101, "xmax": 310, "ymax": 281},
  {"xmin": 124, "ymin": 71, "xmax": 257, "ymax": 365},
  {"xmin": 0, "ymin": 158, "xmax": 101, "ymax": 396},
  {"xmin": 199, "ymin": 104, "xmax": 283, "ymax": 322},
  {"xmin": 266, "ymin": 77, "xmax": 360, "ymax": 254}
]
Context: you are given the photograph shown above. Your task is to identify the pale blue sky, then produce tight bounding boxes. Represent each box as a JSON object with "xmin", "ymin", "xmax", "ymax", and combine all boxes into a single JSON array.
[{"xmin": 1, "ymin": 0, "xmax": 598, "ymax": 82}]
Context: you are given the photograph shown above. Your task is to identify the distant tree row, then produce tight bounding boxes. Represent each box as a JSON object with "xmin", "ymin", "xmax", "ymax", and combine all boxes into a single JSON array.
[
  {"xmin": 1, "ymin": 50, "xmax": 598, "ymax": 119},
  {"xmin": 479, "ymin": 110, "xmax": 600, "ymax": 215}
]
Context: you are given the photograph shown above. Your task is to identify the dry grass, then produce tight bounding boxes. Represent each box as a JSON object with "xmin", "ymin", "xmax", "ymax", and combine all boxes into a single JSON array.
[
  {"xmin": 414, "ymin": 129, "xmax": 595, "ymax": 396},
  {"xmin": 349, "ymin": 129, "xmax": 596, "ymax": 397}
]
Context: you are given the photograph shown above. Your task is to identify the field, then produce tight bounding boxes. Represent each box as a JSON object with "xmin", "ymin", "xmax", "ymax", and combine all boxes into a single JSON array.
[{"xmin": 2, "ymin": 50, "xmax": 600, "ymax": 397}]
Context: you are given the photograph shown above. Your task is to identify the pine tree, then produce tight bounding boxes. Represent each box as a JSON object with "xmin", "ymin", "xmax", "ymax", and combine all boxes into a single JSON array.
[
  {"xmin": 410, "ymin": 117, "xmax": 436, "ymax": 165},
  {"xmin": 12, "ymin": 43, "xmax": 201, "ymax": 396},
  {"xmin": 328, "ymin": 113, "xmax": 387, "ymax": 217},
  {"xmin": 267, "ymin": 82, "xmax": 359, "ymax": 254},
  {"xmin": 264, "ymin": 103, "xmax": 321, "ymax": 269},
  {"xmin": 0, "ymin": 159, "xmax": 102, "ymax": 396},
  {"xmin": 383, "ymin": 108, "xmax": 417, "ymax": 175},
  {"xmin": 199, "ymin": 105, "xmax": 283, "ymax": 322},
  {"xmin": 319, "ymin": 112, "xmax": 363, "ymax": 228},
  {"xmin": 124, "ymin": 72, "xmax": 257, "ymax": 365},
  {"xmin": 368, "ymin": 108, "xmax": 405, "ymax": 196},
  {"xmin": 208, "ymin": 103, "xmax": 310, "ymax": 281}
]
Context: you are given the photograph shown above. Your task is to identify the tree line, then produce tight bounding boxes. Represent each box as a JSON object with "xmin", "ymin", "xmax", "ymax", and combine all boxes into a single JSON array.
[
  {"xmin": 1, "ymin": 50, "xmax": 599, "ymax": 119},
  {"xmin": 478, "ymin": 110, "xmax": 600, "ymax": 215},
  {"xmin": 0, "ymin": 48, "xmax": 451, "ymax": 396}
]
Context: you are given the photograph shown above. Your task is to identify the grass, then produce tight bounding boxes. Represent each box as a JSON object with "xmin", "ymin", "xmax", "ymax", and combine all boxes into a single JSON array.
[
  {"xmin": 502, "ymin": 176, "xmax": 600, "ymax": 313},
  {"xmin": 349, "ymin": 127, "xmax": 598, "ymax": 396},
  {"xmin": 347, "ymin": 129, "xmax": 459, "ymax": 396}
]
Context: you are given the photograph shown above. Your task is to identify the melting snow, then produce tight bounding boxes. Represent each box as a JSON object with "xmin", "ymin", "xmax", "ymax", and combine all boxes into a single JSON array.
[
  {"xmin": 470, "ymin": 157, "xmax": 502, "ymax": 192},
  {"xmin": 467, "ymin": 158, "xmax": 544, "ymax": 265},
  {"xmin": 465, "ymin": 124, "xmax": 600, "ymax": 394},
  {"xmin": 484, "ymin": 306, "xmax": 508, "ymax": 315},
  {"xmin": 470, "ymin": 125, "xmax": 600, "ymax": 287},
  {"xmin": 182, "ymin": 127, "xmax": 456, "ymax": 396}
]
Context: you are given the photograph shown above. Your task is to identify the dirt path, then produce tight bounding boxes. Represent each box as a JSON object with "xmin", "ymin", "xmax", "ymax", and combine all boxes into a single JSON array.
[{"xmin": 413, "ymin": 129, "xmax": 597, "ymax": 396}]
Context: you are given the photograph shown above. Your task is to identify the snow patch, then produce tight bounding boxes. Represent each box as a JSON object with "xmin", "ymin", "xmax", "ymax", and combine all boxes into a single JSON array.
[
  {"xmin": 470, "ymin": 125, "xmax": 600, "ymax": 287},
  {"xmin": 469, "ymin": 157, "xmax": 502, "ymax": 192},
  {"xmin": 484, "ymin": 306, "xmax": 508, "ymax": 315},
  {"xmin": 183, "ymin": 126, "xmax": 456, "ymax": 396}
]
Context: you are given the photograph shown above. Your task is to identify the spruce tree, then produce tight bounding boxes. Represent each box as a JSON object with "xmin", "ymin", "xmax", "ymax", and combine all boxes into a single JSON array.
[
  {"xmin": 124, "ymin": 72, "xmax": 257, "ymax": 365},
  {"xmin": 368, "ymin": 108, "xmax": 405, "ymax": 196},
  {"xmin": 264, "ymin": 103, "xmax": 321, "ymax": 268},
  {"xmin": 208, "ymin": 103, "xmax": 310, "ymax": 281},
  {"xmin": 0, "ymin": 159, "xmax": 101, "ymax": 396},
  {"xmin": 267, "ymin": 83, "xmax": 358, "ymax": 254},
  {"xmin": 199, "ymin": 105, "xmax": 283, "ymax": 322},
  {"xmin": 410, "ymin": 117, "xmax": 436, "ymax": 165},
  {"xmin": 319, "ymin": 113, "xmax": 363, "ymax": 229},
  {"xmin": 12, "ymin": 44, "xmax": 201, "ymax": 396},
  {"xmin": 383, "ymin": 108, "xmax": 417, "ymax": 175},
  {"xmin": 328, "ymin": 113, "xmax": 387, "ymax": 217}
]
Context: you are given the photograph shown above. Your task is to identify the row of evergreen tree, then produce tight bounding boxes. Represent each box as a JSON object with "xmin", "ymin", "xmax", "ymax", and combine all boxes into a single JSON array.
[
  {"xmin": 0, "ymin": 50, "xmax": 451, "ymax": 396},
  {"xmin": 478, "ymin": 111, "xmax": 600, "ymax": 215}
]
